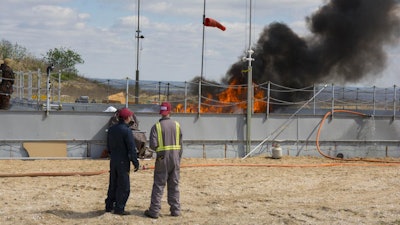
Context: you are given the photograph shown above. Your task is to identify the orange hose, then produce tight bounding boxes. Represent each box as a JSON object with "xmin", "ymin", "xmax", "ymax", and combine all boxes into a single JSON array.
[
  {"xmin": 0, "ymin": 170, "xmax": 108, "ymax": 177},
  {"xmin": 145, "ymin": 162, "xmax": 400, "ymax": 170},
  {"xmin": 2, "ymin": 160, "xmax": 400, "ymax": 177},
  {"xmin": 316, "ymin": 109, "xmax": 400, "ymax": 163}
]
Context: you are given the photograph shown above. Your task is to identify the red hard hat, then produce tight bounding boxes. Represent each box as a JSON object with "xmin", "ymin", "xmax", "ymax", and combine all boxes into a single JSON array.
[{"xmin": 118, "ymin": 108, "xmax": 133, "ymax": 119}]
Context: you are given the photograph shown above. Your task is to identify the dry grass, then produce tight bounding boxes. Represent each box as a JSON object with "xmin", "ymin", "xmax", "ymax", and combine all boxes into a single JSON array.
[{"xmin": 1, "ymin": 156, "xmax": 400, "ymax": 225}]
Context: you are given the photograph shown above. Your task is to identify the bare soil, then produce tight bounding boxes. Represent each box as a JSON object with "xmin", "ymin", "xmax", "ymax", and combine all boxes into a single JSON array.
[{"xmin": 0, "ymin": 156, "xmax": 399, "ymax": 225}]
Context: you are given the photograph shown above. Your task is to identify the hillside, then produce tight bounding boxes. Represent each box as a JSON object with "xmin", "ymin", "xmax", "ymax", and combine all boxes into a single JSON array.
[
  {"xmin": 59, "ymin": 77, "xmax": 114, "ymax": 103},
  {"xmin": 57, "ymin": 76, "xmax": 170, "ymax": 104}
]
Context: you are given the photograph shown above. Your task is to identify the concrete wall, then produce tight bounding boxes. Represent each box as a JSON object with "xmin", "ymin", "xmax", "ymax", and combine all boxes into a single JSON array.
[{"xmin": 0, "ymin": 110, "xmax": 399, "ymax": 158}]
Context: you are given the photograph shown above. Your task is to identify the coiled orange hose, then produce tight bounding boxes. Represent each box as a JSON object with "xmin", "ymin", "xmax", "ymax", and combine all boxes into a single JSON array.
[{"xmin": 316, "ymin": 109, "xmax": 400, "ymax": 163}]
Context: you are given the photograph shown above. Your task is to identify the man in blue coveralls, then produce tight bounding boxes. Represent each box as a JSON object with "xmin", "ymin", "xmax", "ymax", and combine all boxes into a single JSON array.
[
  {"xmin": 105, "ymin": 107, "xmax": 140, "ymax": 215},
  {"xmin": 144, "ymin": 102, "xmax": 183, "ymax": 219}
]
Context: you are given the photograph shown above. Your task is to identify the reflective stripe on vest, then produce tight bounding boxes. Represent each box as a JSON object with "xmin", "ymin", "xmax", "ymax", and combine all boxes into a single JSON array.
[{"xmin": 155, "ymin": 121, "xmax": 181, "ymax": 152}]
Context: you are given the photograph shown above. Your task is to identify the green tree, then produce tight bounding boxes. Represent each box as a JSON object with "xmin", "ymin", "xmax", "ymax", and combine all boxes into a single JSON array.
[
  {"xmin": 0, "ymin": 39, "xmax": 28, "ymax": 60},
  {"xmin": 44, "ymin": 47, "xmax": 84, "ymax": 80}
]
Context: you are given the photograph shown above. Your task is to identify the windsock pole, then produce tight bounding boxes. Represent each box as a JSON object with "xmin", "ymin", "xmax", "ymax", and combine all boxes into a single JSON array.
[{"xmin": 198, "ymin": 0, "xmax": 206, "ymax": 115}]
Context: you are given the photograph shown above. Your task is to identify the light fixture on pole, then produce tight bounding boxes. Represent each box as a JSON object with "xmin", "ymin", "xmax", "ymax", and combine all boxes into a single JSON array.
[{"xmin": 135, "ymin": 0, "xmax": 144, "ymax": 104}]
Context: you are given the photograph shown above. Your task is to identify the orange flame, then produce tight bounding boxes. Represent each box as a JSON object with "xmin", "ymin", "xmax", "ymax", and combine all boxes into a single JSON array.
[{"xmin": 175, "ymin": 78, "xmax": 268, "ymax": 113}]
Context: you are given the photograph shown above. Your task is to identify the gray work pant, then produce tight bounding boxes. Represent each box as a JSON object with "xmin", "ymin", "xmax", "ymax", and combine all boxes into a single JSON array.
[{"xmin": 148, "ymin": 154, "xmax": 180, "ymax": 215}]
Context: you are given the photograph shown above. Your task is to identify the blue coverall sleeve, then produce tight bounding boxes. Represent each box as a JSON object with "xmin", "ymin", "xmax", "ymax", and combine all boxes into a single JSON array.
[{"xmin": 126, "ymin": 128, "xmax": 139, "ymax": 167}]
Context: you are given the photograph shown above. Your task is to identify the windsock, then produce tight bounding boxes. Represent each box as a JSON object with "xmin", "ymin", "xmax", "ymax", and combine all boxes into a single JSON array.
[{"xmin": 203, "ymin": 17, "xmax": 226, "ymax": 31}]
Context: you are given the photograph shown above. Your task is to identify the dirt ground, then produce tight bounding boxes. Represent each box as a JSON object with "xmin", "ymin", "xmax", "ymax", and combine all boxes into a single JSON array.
[{"xmin": 0, "ymin": 156, "xmax": 400, "ymax": 225}]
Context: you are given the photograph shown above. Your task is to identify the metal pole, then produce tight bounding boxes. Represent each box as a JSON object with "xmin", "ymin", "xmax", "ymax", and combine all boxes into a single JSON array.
[
  {"xmin": 135, "ymin": 0, "xmax": 144, "ymax": 104},
  {"xmin": 167, "ymin": 82, "xmax": 170, "ymax": 102},
  {"xmin": 46, "ymin": 68, "xmax": 49, "ymax": 112},
  {"xmin": 373, "ymin": 85, "xmax": 376, "ymax": 116},
  {"xmin": 266, "ymin": 81, "xmax": 270, "ymax": 119},
  {"xmin": 184, "ymin": 81, "xmax": 188, "ymax": 113},
  {"xmin": 198, "ymin": 0, "xmax": 206, "ymax": 114},
  {"xmin": 28, "ymin": 71, "xmax": 32, "ymax": 99},
  {"xmin": 46, "ymin": 64, "xmax": 53, "ymax": 115},
  {"xmin": 158, "ymin": 81, "xmax": 161, "ymax": 103},
  {"xmin": 356, "ymin": 87, "xmax": 359, "ymax": 111},
  {"xmin": 107, "ymin": 79, "xmax": 110, "ymax": 104},
  {"xmin": 313, "ymin": 84, "xmax": 316, "ymax": 115},
  {"xmin": 245, "ymin": 49, "xmax": 254, "ymax": 155},
  {"xmin": 20, "ymin": 72, "xmax": 24, "ymax": 99},
  {"xmin": 384, "ymin": 88, "xmax": 388, "ymax": 110},
  {"xmin": 331, "ymin": 83, "xmax": 334, "ymax": 118},
  {"xmin": 393, "ymin": 85, "xmax": 397, "ymax": 118},
  {"xmin": 125, "ymin": 77, "xmax": 129, "ymax": 108},
  {"xmin": 245, "ymin": 0, "xmax": 254, "ymax": 155},
  {"xmin": 58, "ymin": 70, "xmax": 61, "ymax": 105},
  {"xmin": 248, "ymin": 0, "xmax": 252, "ymax": 49},
  {"xmin": 37, "ymin": 69, "xmax": 41, "ymax": 107}
]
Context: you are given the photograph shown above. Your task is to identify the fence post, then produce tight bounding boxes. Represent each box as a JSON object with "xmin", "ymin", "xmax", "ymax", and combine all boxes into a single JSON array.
[
  {"xmin": 313, "ymin": 84, "xmax": 316, "ymax": 115},
  {"xmin": 167, "ymin": 82, "xmax": 170, "ymax": 101},
  {"xmin": 20, "ymin": 71, "xmax": 25, "ymax": 99},
  {"xmin": 266, "ymin": 81, "xmax": 270, "ymax": 119},
  {"xmin": 28, "ymin": 71, "xmax": 32, "ymax": 99},
  {"xmin": 384, "ymin": 88, "xmax": 388, "ymax": 110},
  {"xmin": 373, "ymin": 85, "xmax": 376, "ymax": 116},
  {"xmin": 394, "ymin": 85, "xmax": 397, "ymax": 118},
  {"xmin": 184, "ymin": 81, "xmax": 188, "ymax": 113},
  {"xmin": 356, "ymin": 88, "xmax": 359, "ymax": 111},
  {"xmin": 158, "ymin": 81, "xmax": 161, "ymax": 104},
  {"xmin": 224, "ymin": 143, "xmax": 227, "ymax": 158},
  {"xmin": 125, "ymin": 77, "xmax": 129, "ymax": 107},
  {"xmin": 198, "ymin": 80, "xmax": 201, "ymax": 114},
  {"xmin": 17, "ymin": 71, "xmax": 22, "ymax": 99},
  {"xmin": 58, "ymin": 70, "xmax": 61, "ymax": 105},
  {"xmin": 331, "ymin": 83, "xmax": 335, "ymax": 118},
  {"xmin": 37, "ymin": 69, "xmax": 41, "ymax": 107}
]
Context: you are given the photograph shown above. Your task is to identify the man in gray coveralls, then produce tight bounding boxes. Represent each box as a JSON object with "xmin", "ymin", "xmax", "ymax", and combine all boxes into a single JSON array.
[{"xmin": 144, "ymin": 102, "xmax": 183, "ymax": 219}]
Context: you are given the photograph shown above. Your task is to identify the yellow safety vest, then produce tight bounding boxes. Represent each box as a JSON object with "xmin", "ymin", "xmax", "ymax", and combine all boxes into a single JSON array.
[{"xmin": 155, "ymin": 121, "xmax": 181, "ymax": 152}]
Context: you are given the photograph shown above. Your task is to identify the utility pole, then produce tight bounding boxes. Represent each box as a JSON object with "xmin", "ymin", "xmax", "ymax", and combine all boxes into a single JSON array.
[
  {"xmin": 245, "ymin": 0, "xmax": 254, "ymax": 155},
  {"xmin": 244, "ymin": 49, "xmax": 254, "ymax": 155}
]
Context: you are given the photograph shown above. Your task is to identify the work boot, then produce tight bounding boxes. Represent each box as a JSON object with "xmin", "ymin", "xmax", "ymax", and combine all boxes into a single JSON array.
[
  {"xmin": 114, "ymin": 210, "xmax": 130, "ymax": 216},
  {"xmin": 170, "ymin": 211, "xmax": 181, "ymax": 217},
  {"xmin": 105, "ymin": 200, "xmax": 114, "ymax": 212},
  {"xmin": 144, "ymin": 210, "xmax": 159, "ymax": 219}
]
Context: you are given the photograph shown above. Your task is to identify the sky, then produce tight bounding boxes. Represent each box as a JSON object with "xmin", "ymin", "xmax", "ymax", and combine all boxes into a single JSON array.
[{"xmin": 1, "ymin": 0, "xmax": 399, "ymax": 87}]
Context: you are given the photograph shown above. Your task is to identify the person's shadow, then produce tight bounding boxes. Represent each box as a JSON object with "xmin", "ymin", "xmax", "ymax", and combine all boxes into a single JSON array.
[{"xmin": 44, "ymin": 209, "xmax": 145, "ymax": 218}]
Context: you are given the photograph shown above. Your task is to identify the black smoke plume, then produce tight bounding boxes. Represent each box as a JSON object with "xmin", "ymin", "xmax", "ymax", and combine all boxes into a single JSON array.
[{"xmin": 224, "ymin": 0, "xmax": 400, "ymax": 103}]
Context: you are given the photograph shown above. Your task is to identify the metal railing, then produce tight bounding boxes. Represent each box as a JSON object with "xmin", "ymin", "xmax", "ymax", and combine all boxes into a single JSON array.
[{"xmin": 9, "ymin": 71, "xmax": 400, "ymax": 117}]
